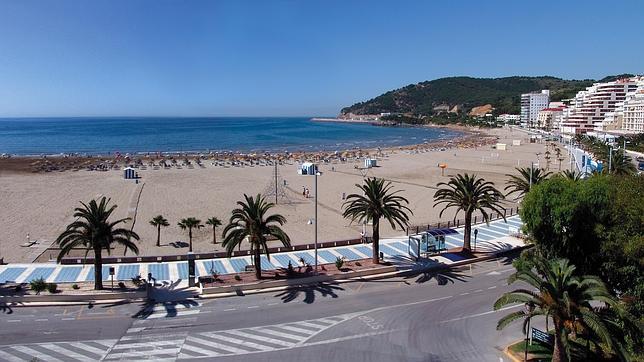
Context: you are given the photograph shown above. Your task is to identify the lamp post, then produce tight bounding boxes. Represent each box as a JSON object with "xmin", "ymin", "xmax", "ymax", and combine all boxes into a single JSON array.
[
  {"xmin": 299, "ymin": 163, "xmax": 320, "ymax": 272},
  {"xmin": 524, "ymin": 302, "xmax": 535, "ymax": 362},
  {"xmin": 473, "ymin": 228, "xmax": 478, "ymax": 252}
]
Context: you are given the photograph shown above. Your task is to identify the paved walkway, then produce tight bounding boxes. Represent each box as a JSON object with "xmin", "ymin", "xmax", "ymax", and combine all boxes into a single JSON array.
[{"xmin": 0, "ymin": 216, "xmax": 523, "ymax": 285}]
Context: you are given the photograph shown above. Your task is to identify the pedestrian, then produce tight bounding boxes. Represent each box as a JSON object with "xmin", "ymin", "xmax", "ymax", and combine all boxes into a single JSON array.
[
  {"xmin": 342, "ymin": 192, "xmax": 346, "ymax": 200},
  {"xmin": 302, "ymin": 186, "xmax": 306, "ymax": 196}
]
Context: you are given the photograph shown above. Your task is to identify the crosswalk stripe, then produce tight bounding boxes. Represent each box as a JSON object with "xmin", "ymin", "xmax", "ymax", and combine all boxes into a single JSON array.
[
  {"xmin": 105, "ymin": 348, "xmax": 180, "ymax": 359},
  {"xmin": 276, "ymin": 324, "xmax": 317, "ymax": 335},
  {"xmin": 201, "ymin": 332, "xmax": 272, "ymax": 351},
  {"xmin": 144, "ymin": 309, "xmax": 201, "ymax": 319},
  {"xmin": 10, "ymin": 345, "xmax": 63, "ymax": 362},
  {"xmin": 68, "ymin": 341, "xmax": 113, "ymax": 355},
  {"xmin": 253, "ymin": 327, "xmax": 305, "ymax": 342},
  {"xmin": 296, "ymin": 321, "xmax": 327, "ymax": 330},
  {"xmin": 110, "ymin": 340, "xmax": 184, "ymax": 350},
  {"xmin": 40, "ymin": 343, "xmax": 96, "ymax": 361},
  {"xmin": 0, "ymin": 349, "xmax": 23, "ymax": 362},
  {"xmin": 180, "ymin": 342, "xmax": 222, "ymax": 357},
  {"xmin": 88, "ymin": 339, "xmax": 117, "ymax": 348},
  {"xmin": 186, "ymin": 335, "xmax": 248, "ymax": 354},
  {"xmin": 225, "ymin": 329, "xmax": 295, "ymax": 347}
]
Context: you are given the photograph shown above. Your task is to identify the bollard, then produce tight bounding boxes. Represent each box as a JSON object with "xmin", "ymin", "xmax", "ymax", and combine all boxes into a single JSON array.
[
  {"xmin": 457, "ymin": 219, "xmax": 459, "ymax": 227},
  {"xmin": 447, "ymin": 220, "xmax": 451, "ymax": 228}
]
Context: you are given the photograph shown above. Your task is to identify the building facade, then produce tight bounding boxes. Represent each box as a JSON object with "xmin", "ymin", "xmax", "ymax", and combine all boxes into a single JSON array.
[
  {"xmin": 520, "ymin": 90, "xmax": 550, "ymax": 128},
  {"xmin": 598, "ymin": 77, "xmax": 644, "ymax": 133},
  {"xmin": 560, "ymin": 78, "xmax": 639, "ymax": 135},
  {"xmin": 536, "ymin": 107, "xmax": 565, "ymax": 131}
]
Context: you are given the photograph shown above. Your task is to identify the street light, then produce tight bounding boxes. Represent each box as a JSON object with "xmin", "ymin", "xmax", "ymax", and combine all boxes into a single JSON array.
[
  {"xmin": 473, "ymin": 228, "xmax": 478, "ymax": 252},
  {"xmin": 298, "ymin": 163, "xmax": 320, "ymax": 272},
  {"xmin": 524, "ymin": 301, "xmax": 535, "ymax": 362}
]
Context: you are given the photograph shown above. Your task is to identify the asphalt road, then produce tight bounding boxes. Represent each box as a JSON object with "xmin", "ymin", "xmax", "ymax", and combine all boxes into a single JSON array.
[{"xmin": 0, "ymin": 253, "xmax": 534, "ymax": 361}]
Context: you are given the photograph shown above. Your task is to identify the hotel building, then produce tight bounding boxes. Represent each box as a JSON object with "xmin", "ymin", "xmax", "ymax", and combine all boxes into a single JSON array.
[{"xmin": 520, "ymin": 90, "xmax": 549, "ymax": 128}]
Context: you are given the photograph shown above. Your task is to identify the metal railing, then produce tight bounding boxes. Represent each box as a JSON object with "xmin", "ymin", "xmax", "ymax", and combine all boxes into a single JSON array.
[{"xmin": 405, "ymin": 206, "xmax": 519, "ymax": 236}]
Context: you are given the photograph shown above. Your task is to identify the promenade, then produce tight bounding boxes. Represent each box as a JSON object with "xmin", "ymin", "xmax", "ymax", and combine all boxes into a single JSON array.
[{"xmin": 0, "ymin": 216, "xmax": 524, "ymax": 285}]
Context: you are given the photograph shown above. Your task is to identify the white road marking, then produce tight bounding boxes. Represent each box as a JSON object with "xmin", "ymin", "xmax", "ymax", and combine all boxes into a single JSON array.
[
  {"xmin": 10, "ymin": 345, "xmax": 63, "ymax": 362},
  {"xmin": 186, "ymin": 335, "xmax": 248, "ymax": 354},
  {"xmin": 223, "ymin": 308, "xmax": 236, "ymax": 311},
  {"xmin": 224, "ymin": 329, "xmax": 295, "ymax": 347},
  {"xmin": 41, "ymin": 343, "xmax": 95, "ymax": 361},
  {"xmin": 439, "ymin": 304, "xmax": 521, "ymax": 323},
  {"xmin": 201, "ymin": 332, "xmax": 273, "ymax": 351}
]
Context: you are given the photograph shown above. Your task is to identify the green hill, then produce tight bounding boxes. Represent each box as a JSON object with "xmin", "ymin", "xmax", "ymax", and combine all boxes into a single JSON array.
[{"xmin": 340, "ymin": 76, "xmax": 623, "ymax": 116}]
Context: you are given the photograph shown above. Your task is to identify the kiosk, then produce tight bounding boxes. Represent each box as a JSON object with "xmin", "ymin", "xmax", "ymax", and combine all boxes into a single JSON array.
[{"xmin": 408, "ymin": 228, "xmax": 458, "ymax": 260}]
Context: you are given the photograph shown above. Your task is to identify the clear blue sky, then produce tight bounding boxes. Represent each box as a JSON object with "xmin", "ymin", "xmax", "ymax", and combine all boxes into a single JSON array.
[{"xmin": 0, "ymin": 0, "xmax": 642, "ymax": 117}]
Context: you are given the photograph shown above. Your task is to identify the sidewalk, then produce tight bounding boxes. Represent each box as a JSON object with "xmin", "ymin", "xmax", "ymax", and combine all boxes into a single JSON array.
[{"xmin": 0, "ymin": 216, "xmax": 524, "ymax": 286}]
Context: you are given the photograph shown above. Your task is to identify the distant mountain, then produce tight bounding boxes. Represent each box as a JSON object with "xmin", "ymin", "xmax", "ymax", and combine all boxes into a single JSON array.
[{"xmin": 340, "ymin": 75, "xmax": 633, "ymax": 116}]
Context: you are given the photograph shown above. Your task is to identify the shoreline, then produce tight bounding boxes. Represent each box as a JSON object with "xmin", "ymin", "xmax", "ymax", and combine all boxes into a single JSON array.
[{"xmin": 0, "ymin": 126, "xmax": 493, "ymax": 174}]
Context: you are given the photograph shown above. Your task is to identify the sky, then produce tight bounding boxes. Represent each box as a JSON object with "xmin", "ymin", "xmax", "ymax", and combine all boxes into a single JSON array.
[{"xmin": 0, "ymin": 0, "xmax": 643, "ymax": 117}]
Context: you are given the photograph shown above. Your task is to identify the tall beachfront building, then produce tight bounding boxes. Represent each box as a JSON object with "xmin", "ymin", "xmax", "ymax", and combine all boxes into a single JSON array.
[
  {"xmin": 599, "ymin": 76, "xmax": 644, "ymax": 133},
  {"xmin": 560, "ymin": 77, "xmax": 639, "ymax": 135},
  {"xmin": 520, "ymin": 90, "xmax": 550, "ymax": 128}
]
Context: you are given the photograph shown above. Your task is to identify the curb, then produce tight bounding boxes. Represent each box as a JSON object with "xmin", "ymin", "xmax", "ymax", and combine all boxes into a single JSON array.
[{"xmin": 503, "ymin": 339, "xmax": 527, "ymax": 362}]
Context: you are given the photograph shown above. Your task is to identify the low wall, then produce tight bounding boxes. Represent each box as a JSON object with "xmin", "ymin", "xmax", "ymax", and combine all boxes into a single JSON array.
[
  {"xmin": 201, "ymin": 265, "xmax": 397, "ymax": 295},
  {"xmin": 0, "ymin": 289, "xmax": 147, "ymax": 304}
]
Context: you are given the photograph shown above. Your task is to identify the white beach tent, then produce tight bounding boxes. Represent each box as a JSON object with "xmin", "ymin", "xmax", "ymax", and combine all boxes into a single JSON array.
[
  {"xmin": 298, "ymin": 162, "xmax": 317, "ymax": 175},
  {"xmin": 123, "ymin": 167, "xmax": 136, "ymax": 179}
]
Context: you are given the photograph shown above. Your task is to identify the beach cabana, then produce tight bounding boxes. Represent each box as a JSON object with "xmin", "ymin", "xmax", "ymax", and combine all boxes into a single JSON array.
[
  {"xmin": 298, "ymin": 162, "xmax": 317, "ymax": 175},
  {"xmin": 408, "ymin": 228, "xmax": 458, "ymax": 260},
  {"xmin": 364, "ymin": 158, "xmax": 377, "ymax": 168},
  {"xmin": 123, "ymin": 167, "xmax": 136, "ymax": 179}
]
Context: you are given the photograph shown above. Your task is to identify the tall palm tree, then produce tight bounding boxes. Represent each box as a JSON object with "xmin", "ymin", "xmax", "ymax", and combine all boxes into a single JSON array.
[
  {"xmin": 494, "ymin": 255, "xmax": 639, "ymax": 362},
  {"xmin": 343, "ymin": 177, "xmax": 412, "ymax": 264},
  {"xmin": 205, "ymin": 217, "xmax": 222, "ymax": 244},
  {"xmin": 178, "ymin": 217, "xmax": 203, "ymax": 252},
  {"xmin": 504, "ymin": 167, "xmax": 552, "ymax": 199},
  {"xmin": 222, "ymin": 194, "xmax": 290, "ymax": 279},
  {"xmin": 56, "ymin": 197, "xmax": 139, "ymax": 290},
  {"xmin": 434, "ymin": 173, "xmax": 505, "ymax": 251},
  {"xmin": 609, "ymin": 149, "xmax": 636, "ymax": 175},
  {"xmin": 149, "ymin": 215, "xmax": 169, "ymax": 247},
  {"xmin": 561, "ymin": 169, "xmax": 581, "ymax": 181}
]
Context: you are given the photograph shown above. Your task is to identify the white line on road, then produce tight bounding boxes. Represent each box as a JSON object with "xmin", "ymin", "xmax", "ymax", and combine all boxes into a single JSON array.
[
  {"xmin": 6, "ymin": 320, "xmax": 21, "ymax": 323},
  {"xmin": 61, "ymin": 318, "xmax": 75, "ymax": 321},
  {"xmin": 223, "ymin": 308, "xmax": 236, "ymax": 311},
  {"xmin": 439, "ymin": 304, "xmax": 521, "ymax": 323},
  {"xmin": 247, "ymin": 306, "xmax": 259, "ymax": 309},
  {"xmin": 487, "ymin": 286, "xmax": 497, "ymax": 289},
  {"xmin": 35, "ymin": 319, "xmax": 48, "ymax": 322}
]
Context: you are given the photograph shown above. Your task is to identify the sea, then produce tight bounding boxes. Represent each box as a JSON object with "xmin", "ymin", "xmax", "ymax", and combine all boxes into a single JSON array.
[{"xmin": 0, "ymin": 117, "xmax": 462, "ymax": 156}]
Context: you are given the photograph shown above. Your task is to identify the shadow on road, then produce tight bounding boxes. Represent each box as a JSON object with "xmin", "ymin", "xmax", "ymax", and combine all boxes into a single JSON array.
[
  {"xmin": 273, "ymin": 282, "xmax": 344, "ymax": 304},
  {"xmin": 0, "ymin": 302, "xmax": 14, "ymax": 314},
  {"xmin": 404, "ymin": 266, "xmax": 471, "ymax": 285},
  {"xmin": 131, "ymin": 279, "xmax": 199, "ymax": 319}
]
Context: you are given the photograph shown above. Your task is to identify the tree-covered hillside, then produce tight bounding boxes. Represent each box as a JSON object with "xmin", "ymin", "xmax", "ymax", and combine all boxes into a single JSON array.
[{"xmin": 340, "ymin": 76, "xmax": 624, "ymax": 116}]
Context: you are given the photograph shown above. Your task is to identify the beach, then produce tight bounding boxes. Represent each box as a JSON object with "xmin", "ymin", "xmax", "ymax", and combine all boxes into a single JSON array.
[{"xmin": 0, "ymin": 126, "xmax": 566, "ymax": 263}]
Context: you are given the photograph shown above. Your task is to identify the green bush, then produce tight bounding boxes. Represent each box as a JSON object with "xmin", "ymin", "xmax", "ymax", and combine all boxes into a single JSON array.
[
  {"xmin": 46, "ymin": 283, "xmax": 58, "ymax": 294},
  {"xmin": 335, "ymin": 257, "xmax": 345, "ymax": 270},
  {"xmin": 30, "ymin": 278, "xmax": 47, "ymax": 295}
]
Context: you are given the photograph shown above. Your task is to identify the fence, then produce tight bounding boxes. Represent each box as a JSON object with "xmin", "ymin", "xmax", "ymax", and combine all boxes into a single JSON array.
[{"xmin": 405, "ymin": 206, "xmax": 520, "ymax": 236}]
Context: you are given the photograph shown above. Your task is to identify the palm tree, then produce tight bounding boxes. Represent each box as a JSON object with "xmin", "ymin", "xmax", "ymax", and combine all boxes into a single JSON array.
[
  {"xmin": 56, "ymin": 197, "xmax": 140, "ymax": 290},
  {"xmin": 342, "ymin": 178, "xmax": 412, "ymax": 264},
  {"xmin": 149, "ymin": 215, "xmax": 169, "ymax": 247},
  {"xmin": 178, "ymin": 217, "xmax": 204, "ymax": 252},
  {"xmin": 205, "ymin": 217, "xmax": 222, "ymax": 244},
  {"xmin": 544, "ymin": 150, "xmax": 551, "ymax": 170},
  {"xmin": 561, "ymin": 169, "xmax": 581, "ymax": 181},
  {"xmin": 504, "ymin": 167, "xmax": 552, "ymax": 199},
  {"xmin": 222, "ymin": 194, "xmax": 290, "ymax": 279},
  {"xmin": 434, "ymin": 173, "xmax": 505, "ymax": 251},
  {"xmin": 494, "ymin": 255, "xmax": 639, "ymax": 362},
  {"xmin": 609, "ymin": 149, "xmax": 636, "ymax": 175}
]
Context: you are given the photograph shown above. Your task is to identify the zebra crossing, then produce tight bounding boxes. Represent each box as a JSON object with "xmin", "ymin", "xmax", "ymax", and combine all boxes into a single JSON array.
[
  {"xmin": 178, "ymin": 313, "xmax": 356, "ymax": 359},
  {"xmin": 0, "ymin": 313, "xmax": 356, "ymax": 361},
  {"xmin": 0, "ymin": 339, "xmax": 116, "ymax": 361}
]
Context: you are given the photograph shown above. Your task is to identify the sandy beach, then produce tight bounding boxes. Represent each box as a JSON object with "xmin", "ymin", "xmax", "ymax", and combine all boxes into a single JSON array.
[{"xmin": 0, "ymin": 126, "xmax": 567, "ymax": 263}]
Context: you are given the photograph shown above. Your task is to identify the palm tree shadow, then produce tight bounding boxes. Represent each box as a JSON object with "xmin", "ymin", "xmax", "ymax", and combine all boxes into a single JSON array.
[
  {"xmin": 404, "ymin": 266, "xmax": 471, "ymax": 285},
  {"xmin": 474, "ymin": 242, "xmax": 523, "ymax": 266},
  {"xmin": 132, "ymin": 280, "xmax": 199, "ymax": 319},
  {"xmin": 273, "ymin": 282, "xmax": 344, "ymax": 304}
]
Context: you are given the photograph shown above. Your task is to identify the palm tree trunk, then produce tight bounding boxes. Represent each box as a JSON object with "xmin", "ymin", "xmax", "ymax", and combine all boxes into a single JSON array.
[
  {"xmin": 254, "ymin": 249, "xmax": 262, "ymax": 279},
  {"xmin": 463, "ymin": 211, "xmax": 472, "ymax": 251},
  {"xmin": 552, "ymin": 320, "xmax": 566, "ymax": 362},
  {"xmin": 372, "ymin": 219, "xmax": 380, "ymax": 264},
  {"xmin": 156, "ymin": 225, "xmax": 161, "ymax": 247},
  {"xmin": 213, "ymin": 227, "xmax": 216, "ymax": 244},
  {"xmin": 189, "ymin": 228, "xmax": 193, "ymax": 252},
  {"xmin": 94, "ymin": 248, "xmax": 103, "ymax": 290}
]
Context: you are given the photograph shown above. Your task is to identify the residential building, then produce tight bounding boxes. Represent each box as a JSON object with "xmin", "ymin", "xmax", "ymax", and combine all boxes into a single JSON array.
[
  {"xmin": 520, "ymin": 90, "xmax": 549, "ymax": 128},
  {"xmin": 496, "ymin": 114, "xmax": 520, "ymax": 124},
  {"xmin": 598, "ymin": 76, "xmax": 644, "ymax": 133},
  {"xmin": 560, "ymin": 77, "xmax": 639, "ymax": 135},
  {"xmin": 536, "ymin": 107, "xmax": 565, "ymax": 131}
]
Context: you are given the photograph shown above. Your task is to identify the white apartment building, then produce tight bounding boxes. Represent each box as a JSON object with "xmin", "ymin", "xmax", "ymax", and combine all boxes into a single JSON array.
[
  {"xmin": 560, "ymin": 78, "xmax": 639, "ymax": 135},
  {"xmin": 520, "ymin": 90, "xmax": 549, "ymax": 128}
]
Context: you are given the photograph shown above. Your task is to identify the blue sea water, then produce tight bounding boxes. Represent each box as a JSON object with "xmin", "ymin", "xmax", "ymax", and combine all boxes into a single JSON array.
[{"xmin": 0, "ymin": 117, "xmax": 461, "ymax": 155}]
